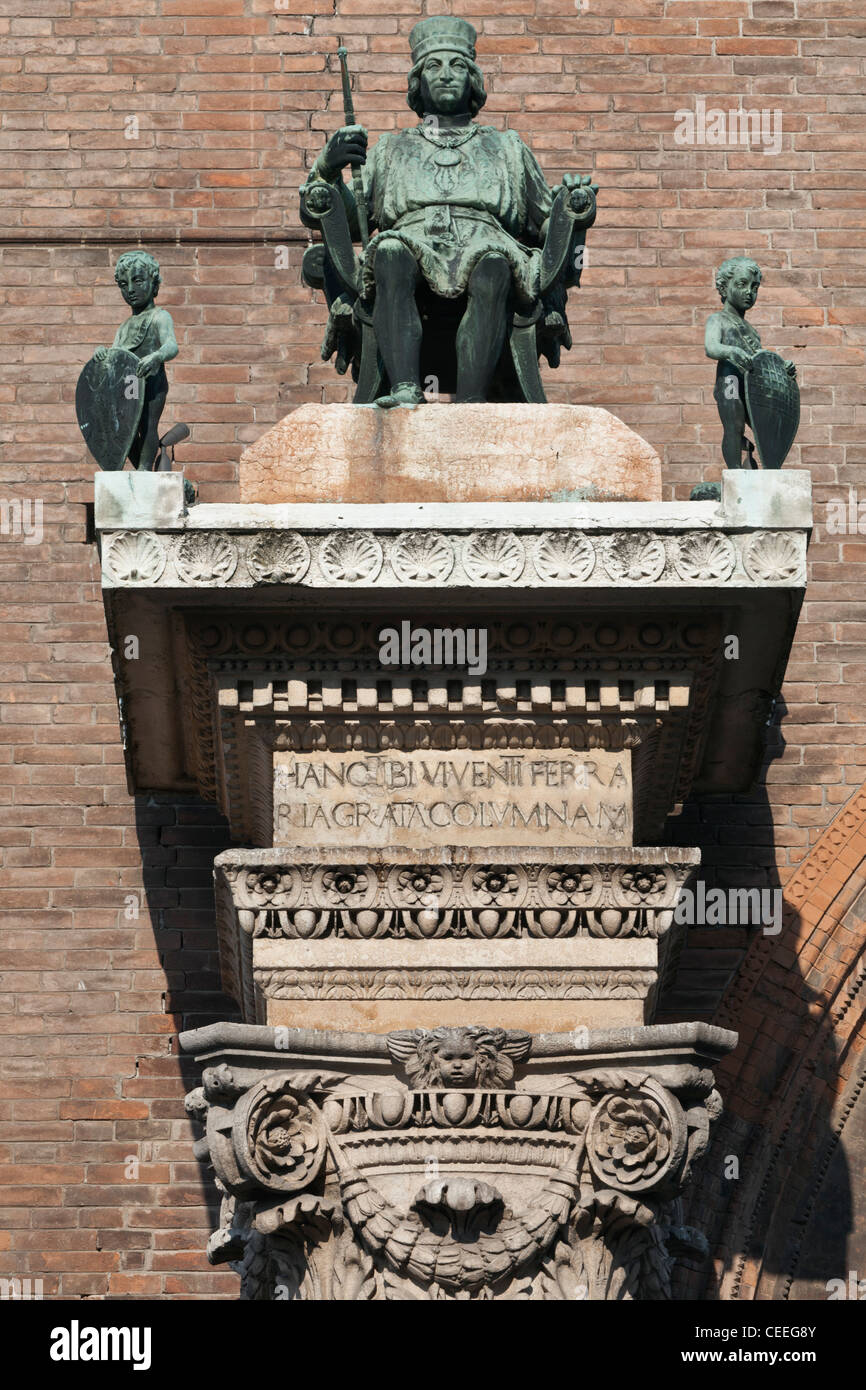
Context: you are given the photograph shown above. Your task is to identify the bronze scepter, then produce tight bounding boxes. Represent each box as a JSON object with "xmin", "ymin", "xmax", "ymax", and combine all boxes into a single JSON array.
[{"xmin": 336, "ymin": 40, "xmax": 369, "ymax": 248}]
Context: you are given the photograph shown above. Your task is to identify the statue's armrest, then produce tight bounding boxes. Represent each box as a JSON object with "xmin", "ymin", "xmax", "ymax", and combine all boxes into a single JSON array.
[
  {"xmin": 540, "ymin": 185, "xmax": 597, "ymax": 296},
  {"xmin": 299, "ymin": 181, "xmax": 362, "ymax": 298}
]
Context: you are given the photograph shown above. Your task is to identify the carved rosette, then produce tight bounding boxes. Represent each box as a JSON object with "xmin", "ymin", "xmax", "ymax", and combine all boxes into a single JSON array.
[
  {"xmin": 742, "ymin": 530, "xmax": 804, "ymax": 583},
  {"xmin": 391, "ymin": 531, "xmax": 454, "ymax": 584},
  {"xmin": 533, "ymin": 531, "xmax": 595, "ymax": 583},
  {"xmin": 318, "ymin": 530, "xmax": 384, "ymax": 584},
  {"xmin": 462, "ymin": 531, "xmax": 526, "ymax": 583},
  {"xmin": 673, "ymin": 532, "xmax": 736, "ymax": 583},
  {"xmin": 231, "ymin": 1075, "xmax": 328, "ymax": 1193},
  {"xmin": 602, "ymin": 533, "xmax": 666, "ymax": 583},
  {"xmin": 185, "ymin": 1026, "xmax": 729, "ymax": 1301},
  {"xmin": 585, "ymin": 1080, "xmax": 687, "ymax": 1196}
]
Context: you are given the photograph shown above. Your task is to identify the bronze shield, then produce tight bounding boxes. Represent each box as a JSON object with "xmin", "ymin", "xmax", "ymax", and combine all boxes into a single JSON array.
[
  {"xmin": 75, "ymin": 348, "xmax": 145, "ymax": 471},
  {"xmin": 745, "ymin": 349, "xmax": 800, "ymax": 471}
]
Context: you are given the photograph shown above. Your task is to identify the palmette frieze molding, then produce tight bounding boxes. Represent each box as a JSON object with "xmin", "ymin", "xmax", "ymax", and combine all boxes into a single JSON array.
[
  {"xmin": 185, "ymin": 1047, "xmax": 725, "ymax": 1300},
  {"xmin": 101, "ymin": 526, "xmax": 807, "ymax": 589},
  {"xmin": 253, "ymin": 966, "xmax": 653, "ymax": 1001}
]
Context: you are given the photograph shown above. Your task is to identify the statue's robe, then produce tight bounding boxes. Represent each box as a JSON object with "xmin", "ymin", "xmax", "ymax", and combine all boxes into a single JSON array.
[{"xmin": 356, "ymin": 124, "xmax": 554, "ymax": 309}]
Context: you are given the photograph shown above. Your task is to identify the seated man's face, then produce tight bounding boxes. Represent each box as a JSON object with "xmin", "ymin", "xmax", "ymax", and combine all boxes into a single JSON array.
[
  {"xmin": 434, "ymin": 1038, "xmax": 477, "ymax": 1087},
  {"xmin": 420, "ymin": 54, "xmax": 471, "ymax": 117}
]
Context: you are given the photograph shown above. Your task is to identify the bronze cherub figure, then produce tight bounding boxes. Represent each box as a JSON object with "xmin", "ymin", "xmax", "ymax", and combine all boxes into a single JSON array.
[
  {"xmin": 705, "ymin": 256, "xmax": 799, "ymax": 470},
  {"xmin": 77, "ymin": 250, "xmax": 179, "ymax": 471}
]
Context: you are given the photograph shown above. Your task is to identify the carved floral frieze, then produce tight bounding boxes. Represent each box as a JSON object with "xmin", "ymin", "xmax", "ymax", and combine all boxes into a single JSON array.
[
  {"xmin": 101, "ymin": 526, "xmax": 807, "ymax": 589},
  {"xmin": 219, "ymin": 856, "xmax": 690, "ymax": 942}
]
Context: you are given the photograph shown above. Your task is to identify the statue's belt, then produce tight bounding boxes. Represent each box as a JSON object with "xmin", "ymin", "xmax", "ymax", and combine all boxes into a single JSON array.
[{"xmin": 389, "ymin": 207, "xmax": 517, "ymax": 236}]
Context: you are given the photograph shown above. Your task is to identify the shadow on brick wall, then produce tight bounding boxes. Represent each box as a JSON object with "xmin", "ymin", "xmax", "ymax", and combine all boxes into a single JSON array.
[
  {"xmin": 665, "ymin": 702, "xmax": 853, "ymax": 1298},
  {"xmin": 134, "ymin": 792, "xmax": 240, "ymax": 1272}
]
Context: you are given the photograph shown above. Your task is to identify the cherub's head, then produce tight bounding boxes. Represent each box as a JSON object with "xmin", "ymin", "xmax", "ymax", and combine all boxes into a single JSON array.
[
  {"xmin": 426, "ymin": 1029, "xmax": 479, "ymax": 1087},
  {"xmin": 715, "ymin": 256, "xmax": 762, "ymax": 312},
  {"xmin": 387, "ymin": 1024, "xmax": 531, "ymax": 1090},
  {"xmin": 114, "ymin": 250, "xmax": 160, "ymax": 312}
]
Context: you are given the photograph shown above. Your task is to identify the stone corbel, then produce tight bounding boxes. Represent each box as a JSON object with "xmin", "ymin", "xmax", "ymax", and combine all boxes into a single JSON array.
[{"xmin": 182, "ymin": 1021, "xmax": 735, "ymax": 1301}]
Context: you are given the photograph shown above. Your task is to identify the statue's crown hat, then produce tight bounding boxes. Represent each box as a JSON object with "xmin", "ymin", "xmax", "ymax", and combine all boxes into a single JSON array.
[{"xmin": 409, "ymin": 17, "xmax": 477, "ymax": 65}]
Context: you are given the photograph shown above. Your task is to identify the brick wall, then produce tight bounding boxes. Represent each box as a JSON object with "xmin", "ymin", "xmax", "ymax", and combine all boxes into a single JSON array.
[{"xmin": 1, "ymin": 0, "xmax": 864, "ymax": 1295}]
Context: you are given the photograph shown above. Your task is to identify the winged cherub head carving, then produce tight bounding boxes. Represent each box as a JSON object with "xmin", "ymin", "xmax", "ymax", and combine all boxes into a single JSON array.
[{"xmin": 386, "ymin": 1026, "xmax": 532, "ymax": 1090}]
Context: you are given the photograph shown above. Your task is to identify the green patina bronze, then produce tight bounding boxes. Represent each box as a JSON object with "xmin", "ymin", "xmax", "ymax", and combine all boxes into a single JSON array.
[
  {"xmin": 301, "ymin": 17, "xmax": 599, "ymax": 408},
  {"xmin": 76, "ymin": 251, "xmax": 179, "ymax": 471},
  {"xmin": 705, "ymin": 256, "xmax": 800, "ymax": 470}
]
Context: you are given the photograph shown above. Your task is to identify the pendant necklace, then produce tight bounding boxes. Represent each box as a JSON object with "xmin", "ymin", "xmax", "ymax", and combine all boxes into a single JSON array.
[{"xmin": 418, "ymin": 122, "xmax": 478, "ymax": 167}]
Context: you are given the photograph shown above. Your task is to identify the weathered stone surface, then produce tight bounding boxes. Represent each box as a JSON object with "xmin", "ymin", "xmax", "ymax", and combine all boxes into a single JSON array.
[
  {"xmin": 254, "ymin": 935, "xmax": 658, "ymax": 1032},
  {"xmin": 273, "ymin": 748, "xmax": 632, "ymax": 849},
  {"xmin": 720, "ymin": 467, "xmax": 812, "ymax": 529},
  {"xmin": 238, "ymin": 403, "xmax": 662, "ymax": 505},
  {"xmin": 94, "ymin": 470, "xmax": 185, "ymax": 530}
]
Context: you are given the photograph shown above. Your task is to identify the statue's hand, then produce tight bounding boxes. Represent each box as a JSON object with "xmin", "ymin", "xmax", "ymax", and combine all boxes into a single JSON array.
[
  {"xmin": 784, "ymin": 359, "xmax": 797, "ymax": 377},
  {"xmin": 93, "ymin": 346, "xmax": 108, "ymax": 362},
  {"xmin": 559, "ymin": 173, "xmax": 598, "ymax": 214},
  {"xmin": 322, "ymin": 124, "xmax": 368, "ymax": 176},
  {"xmin": 724, "ymin": 347, "xmax": 753, "ymax": 374},
  {"xmin": 135, "ymin": 352, "xmax": 162, "ymax": 379}
]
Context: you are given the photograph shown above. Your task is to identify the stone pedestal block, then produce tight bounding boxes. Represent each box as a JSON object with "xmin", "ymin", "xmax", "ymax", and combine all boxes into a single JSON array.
[
  {"xmin": 238, "ymin": 403, "xmax": 663, "ymax": 505},
  {"xmin": 215, "ymin": 846, "xmax": 698, "ymax": 1033}
]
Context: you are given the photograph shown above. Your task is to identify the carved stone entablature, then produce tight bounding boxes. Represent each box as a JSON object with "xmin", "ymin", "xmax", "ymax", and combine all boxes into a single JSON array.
[
  {"xmin": 214, "ymin": 847, "xmax": 699, "ymax": 1029},
  {"xmin": 180, "ymin": 1020, "xmax": 736, "ymax": 1301},
  {"xmin": 101, "ymin": 523, "xmax": 807, "ymax": 591},
  {"xmin": 96, "ymin": 476, "xmax": 809, "ymax": 839},
  {"xmin": 203, "ymin": 618, "xmax": 708, "ymax": 844}
]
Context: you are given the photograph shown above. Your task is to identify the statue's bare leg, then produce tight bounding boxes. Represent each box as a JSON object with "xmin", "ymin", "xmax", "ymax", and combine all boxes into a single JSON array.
[
  {"xmin": 372, "ymin": 239, "xmax": 425, "ymax": 408},
  {"xmin": 716, "ymin": 387, "xmax": 747, "ymax": 470},
  {"xmin": 455, "ymin": 253, "xmax": 512, "ymax": 403},
  {"xmin": 130, "ymin": 380, "xmax": 168, "ymax": 471}
]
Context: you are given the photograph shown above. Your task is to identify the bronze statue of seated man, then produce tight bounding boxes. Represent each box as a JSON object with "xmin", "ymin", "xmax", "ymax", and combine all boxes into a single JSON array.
[{"xmin": 302, "ymin": 17, "xmax": 598, "ymax": 408}]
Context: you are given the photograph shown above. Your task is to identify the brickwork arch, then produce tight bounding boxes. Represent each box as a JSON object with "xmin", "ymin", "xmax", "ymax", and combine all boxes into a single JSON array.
[{"xmin": 677, "ymin": 787, "xmax": 866, "ymax": 1299}]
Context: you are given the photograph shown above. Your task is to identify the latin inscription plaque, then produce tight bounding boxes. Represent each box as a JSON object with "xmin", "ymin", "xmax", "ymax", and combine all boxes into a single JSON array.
[{"xmin": 273, "ymin": 749, "xmax": 632, "ymax": 848}]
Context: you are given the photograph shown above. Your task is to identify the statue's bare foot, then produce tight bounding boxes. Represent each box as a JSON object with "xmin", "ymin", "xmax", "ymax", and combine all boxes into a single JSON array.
[{"xmin": 375, "ymin": 381, "xmax": 425, "ymax": 409}]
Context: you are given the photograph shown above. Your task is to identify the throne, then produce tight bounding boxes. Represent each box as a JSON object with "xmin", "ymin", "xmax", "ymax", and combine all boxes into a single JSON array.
[{"xmin": 299, "ymin": 176, "xmax": 595, "ymax": 404}]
